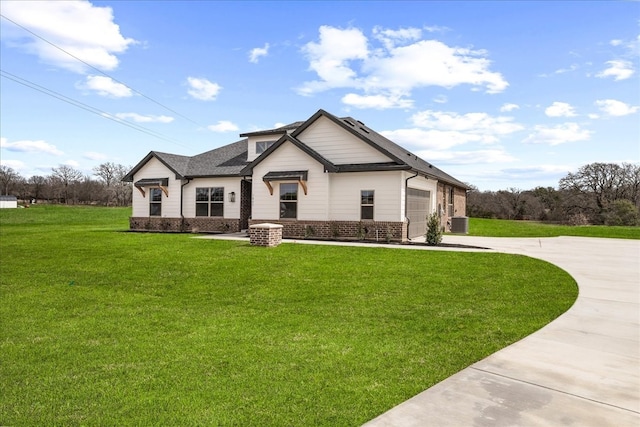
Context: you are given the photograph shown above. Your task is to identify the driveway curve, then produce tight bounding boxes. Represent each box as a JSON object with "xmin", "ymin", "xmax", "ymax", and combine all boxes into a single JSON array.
[{"xmin": 363, "ymin": 236, "xmax": 640, "ymax": 427}]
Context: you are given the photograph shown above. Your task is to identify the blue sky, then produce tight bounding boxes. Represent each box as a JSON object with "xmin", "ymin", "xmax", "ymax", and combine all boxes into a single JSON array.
[{"xmin": 1, "ymin": 1, "xmax": 638, "ymax": 191}]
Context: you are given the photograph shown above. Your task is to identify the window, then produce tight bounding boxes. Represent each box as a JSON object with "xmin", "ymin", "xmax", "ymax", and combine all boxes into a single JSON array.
[
  {"xmin": 195, "ymin": 187, "xmax": 224, "ymax": 217},
  {"xmin": 361, "ymin": 190, "xmax": 374, "ymax": 220},
  {"xmin": 279, "ymin": 183, "xmax": 297, "ymax": 219},
  {"xmin": 149, "ymin": 187, "xmax": 162, "ymax": 216},
  {"xmin": 256, "ymin": 141, "xmax": 275, "ymax": 155},
  {"xmin": 448, "ymin": 187, "xmax": 454, "ymax": 217}
]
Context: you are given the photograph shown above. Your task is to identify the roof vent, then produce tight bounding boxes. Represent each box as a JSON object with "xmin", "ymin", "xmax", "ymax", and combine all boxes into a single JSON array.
[
  {"xmin": 359, "ymin": 127, "xmax": 370, "ymax": 134},
  {"xmin": 357, "ymin": 120, "xmax": 365, "ymax": 125},
  {"xmin": 343, "ymin": 119, "xmax": 355, "ymax": 126}
]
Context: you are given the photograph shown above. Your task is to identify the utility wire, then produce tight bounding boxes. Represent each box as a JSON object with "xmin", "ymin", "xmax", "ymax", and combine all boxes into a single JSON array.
[
  {"xmin": 1, "ymin": 69, "xmax": 189, "ymax": 148},
  {"xmin": 0, "ymin": 13, "xmax": 204, "ymax": 128}
]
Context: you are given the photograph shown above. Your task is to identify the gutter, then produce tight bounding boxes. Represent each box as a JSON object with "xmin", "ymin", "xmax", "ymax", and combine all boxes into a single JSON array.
[
  {"xmin": 180, "ymin": 178, "xmax": 192, "ymax": 229},
  {"xmin": 404, "ymin": 171, "xmax": 419, "ymax": 241}
]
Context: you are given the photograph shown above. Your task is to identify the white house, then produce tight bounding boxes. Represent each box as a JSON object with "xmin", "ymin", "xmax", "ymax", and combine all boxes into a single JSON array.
[
  {"xmin": 0, "ymin": 195, "xmax": 18, "ymax": 209},
  {"xmin": 123, "ymin": 109, "xmax": 469, "ymax": 242}
]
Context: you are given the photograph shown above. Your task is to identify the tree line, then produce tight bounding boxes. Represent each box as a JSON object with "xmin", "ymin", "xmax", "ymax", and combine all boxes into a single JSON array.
[
  {"xmin": 0, "ymin": 163, "xmax": 132, "ymax": 207},
  {"xmin": 468, "ymin": 162, "xmax": 640, "ymax": 226}
]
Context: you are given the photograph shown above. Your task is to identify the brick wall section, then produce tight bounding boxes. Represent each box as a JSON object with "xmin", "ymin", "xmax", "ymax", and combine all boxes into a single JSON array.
[
  {"xmin": 249, "ymin": 219, "xmax": 408, "ymax": 242},
  {"xmin": 249, "ymin": 224, "xmax": 283, "ymax": 247},
  {"xmin": 453, "ymin": 187, "xmax": 467, "ymax": 218},
  {"xmin": 130, "ymin": 217, "xmax": 241, "ymax": 233}
]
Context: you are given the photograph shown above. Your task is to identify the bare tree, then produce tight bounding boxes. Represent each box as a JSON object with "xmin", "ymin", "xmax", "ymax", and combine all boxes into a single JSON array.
[
  {"xmin": 28, "ymin": 175, "xmax": 47, "ymax": 201},
  {"xmin": 0, "ymin": 165, "xmax": 20, "ymax": 195},
  {"xmin": 51, "ymin": 165, "xmax": 83, "ymax": 204},
  {"xmin": 94, "ymin": 162, "xmax": 131, "ymax": 206}
]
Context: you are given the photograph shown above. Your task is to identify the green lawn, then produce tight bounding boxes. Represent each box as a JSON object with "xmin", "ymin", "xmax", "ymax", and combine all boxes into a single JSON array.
[
  {"xmin": 468, "ymin": 217, "xmax": 640, "ymax": 239},
  {"xmin": 1, "ymin": 206, "xmax": 577, "ymax": 426}
]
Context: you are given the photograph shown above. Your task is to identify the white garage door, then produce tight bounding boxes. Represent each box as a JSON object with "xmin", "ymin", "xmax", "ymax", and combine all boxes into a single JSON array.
[{"xmin": 407, "ymin": 188, "xmax": 430, "ymax": 238}]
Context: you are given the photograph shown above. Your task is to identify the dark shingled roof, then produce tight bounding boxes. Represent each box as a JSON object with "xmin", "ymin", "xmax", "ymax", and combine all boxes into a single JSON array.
[
  {"xmin": 123, "ymin": 139, "xmax": 248, "ymax": 181},
  {"xmin": 123, "ymin": 110, "xmax": 469, "ymax": 189}
]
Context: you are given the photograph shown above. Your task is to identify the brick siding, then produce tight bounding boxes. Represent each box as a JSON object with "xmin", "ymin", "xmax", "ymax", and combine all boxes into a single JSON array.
[
  {"xmin": 249, "ymin": 219, "xmax": 408, "ymax": 242},
  {"xmin": 129, "ymin": 217, "xmax": 241, "ymax": 233}
]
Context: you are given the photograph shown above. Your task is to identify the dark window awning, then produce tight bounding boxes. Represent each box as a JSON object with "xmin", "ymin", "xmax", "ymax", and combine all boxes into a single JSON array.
[
  {"xmin": 262, "ymin": 170, "xmax": 308, "ymax": 195},
  {"xmin": 134, "ymin": 178, "xmax": 169, "ymax": 197}
]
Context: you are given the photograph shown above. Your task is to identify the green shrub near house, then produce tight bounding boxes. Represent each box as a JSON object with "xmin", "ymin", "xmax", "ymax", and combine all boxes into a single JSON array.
[{"xmin": 0, "ymin": 206, "xmax": 578, "ymax": 425}]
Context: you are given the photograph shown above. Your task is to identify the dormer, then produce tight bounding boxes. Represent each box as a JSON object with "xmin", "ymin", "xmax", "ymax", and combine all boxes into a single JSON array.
[{"xmin": 240, "ymin": 121, "xmax": 304, "ymax": 161}]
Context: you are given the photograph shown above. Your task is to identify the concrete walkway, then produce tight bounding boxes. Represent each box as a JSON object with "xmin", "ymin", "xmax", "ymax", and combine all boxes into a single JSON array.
[{"xmin": 363, "ymin": 236, "xmax": 640, "ymax": 427}]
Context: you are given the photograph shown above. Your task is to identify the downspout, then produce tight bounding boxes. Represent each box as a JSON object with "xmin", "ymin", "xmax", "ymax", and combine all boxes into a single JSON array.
[
  {"xmin": 180, "ymin": 178, "xmax": 191, "ymax": 231},
  {"xmin": 404, "ymin": 171, "xmax": 419, "ymax": 242}
]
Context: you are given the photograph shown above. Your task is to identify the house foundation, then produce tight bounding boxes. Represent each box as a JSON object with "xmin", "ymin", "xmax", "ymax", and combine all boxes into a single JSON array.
[
  {"xmin": 129, "ymin": 217, "xmax": 241, "ymax": 233},
  {"xmin": 248, "ymin": 219, "xmax": 408, "ymax": 242}
]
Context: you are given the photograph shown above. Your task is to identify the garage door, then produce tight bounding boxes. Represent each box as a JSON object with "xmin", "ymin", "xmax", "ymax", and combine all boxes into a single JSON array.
[{"xmin": 407, "ymin": 188, "xmax": 430, "ymax": 238}]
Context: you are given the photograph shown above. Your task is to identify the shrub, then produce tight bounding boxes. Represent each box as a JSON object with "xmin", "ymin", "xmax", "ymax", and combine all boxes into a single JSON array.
[
  {"xmin": 604, "ymin": 199, "xmax": 639, "ymax": 226},
  {"xmin": 425, "ymin": 212, "xmax": 443, "ymax": 245}
]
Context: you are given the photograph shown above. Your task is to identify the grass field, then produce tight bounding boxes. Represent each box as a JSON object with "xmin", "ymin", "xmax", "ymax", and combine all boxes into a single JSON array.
[
  {"xmin": 468, "ymin": 217, "xmax": 640, "ymax": 239},
  {"xmin": 0, "ymin": 206, "xmax": 578, "ymax": 425}
]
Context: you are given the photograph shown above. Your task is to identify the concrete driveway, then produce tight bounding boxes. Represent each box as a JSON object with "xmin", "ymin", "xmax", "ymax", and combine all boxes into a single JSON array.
[{"xmin": 363, "ymin": 236, "xmax": 640, "ymax": 426}]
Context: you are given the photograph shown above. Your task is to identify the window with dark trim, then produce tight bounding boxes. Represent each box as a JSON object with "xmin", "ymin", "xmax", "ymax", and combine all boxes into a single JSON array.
[
  {"xmin": 196, "ymin": 187, "xmax": 224, "ymax": 217},
  {"xmin": 361, "ymin": 190, "xmax": 374, "ymax": 220},
  {"xmin": 149, "ymin": 187, "xmax": 162, "ymax": 216},
  {"xmin": 256, "ymin": 141, "xmax": 275, "ymax": 155},
  {"xmin": 279, "ymin": 183, "xmax": 297, "ymax": 219},
  {"xmin": 448, "ymin": 187, "xmax": 454, "ymax": 217}
]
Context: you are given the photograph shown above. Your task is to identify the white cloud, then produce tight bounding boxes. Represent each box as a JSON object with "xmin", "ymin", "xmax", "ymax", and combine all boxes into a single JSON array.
[
  {"xmin": 297, "ymin": 25, "xmax": 508, "ymax": 106},
  {"xmin": 372, "ymin": 26, "xmax": 422, "ymax": 50},
  {"xmin": 522, "ymin": 122, "xmax": 592, "ymax": 146},
  {"xmin": 1, "ymin": 0, "xmax": 136, "ymax": 73},
  {"xmin": 64, "ymin": 159, "xmax": 80, "ymax": 168},
  {"xmin": 83, "ymin": 151, "xmax": 108, "ymax": 160},
  {"xmin": 596, "ymin": 60, "xmax": 635, "ymax": 81},
  {"xmin": 410, "ymin": 110, "xmax": 524, "ymax": 138},
  {"xmin": 114, "ymin": 112, "xmax": 174, "ymax": 123},
  {"xmin": 341, "ymin": 93, "xmax": 413, "ymax": 109},
  {"xmin": 382, "ymin": 128, "xmax": 485, "ymax": 150},
  {"xmin": 382, "ymin": 110, "xmax": 523, "ymax": 155},
  {"xmin": 1, "ymin": 137, "xmax": 64, "ymax": 155},
  {"xmin": 554, "ymin": 64, "xmax": 579, "ymax": 75},
  {"xmin": 415, "ymin": 148, "xmax": 517, "ymax": 164},
  {"xmin": 298, "ymin": 26, "xmax": 368, "ymax": 95},
  {"xmin": 500, "ymin": 164, "xmax": 571, "ymax": 178},
  {"xmin": 0, "ymin": 159, "xmax": 27, "ymax": 171},
  {"xmin": 186, "ymin": 77, "xmax": 222, "ymax": 101},
  {"xmin": 500, "ymin": 103, "xmax": 519, "ymax": 112},
  {"xmin": 207, "ymin": 120, "xmax": 239, "ymax": 132},
  {"xmin": 79, "ymin": 75, "xmax": 132, "ymax": 97},
  {"xmin": 249, "ymin": 43, "xmax": 269, "ymax": 63},
  {"xmin": 545, "ymin": 101, "xmax": 577, "ymax": 117},
  {"xmin": 595, "ymin": 99, "xmax": 640, "ymax": 117},
  {"xmin": 433, "ymin": 95, "xmax": 448, "ymax": 104}
]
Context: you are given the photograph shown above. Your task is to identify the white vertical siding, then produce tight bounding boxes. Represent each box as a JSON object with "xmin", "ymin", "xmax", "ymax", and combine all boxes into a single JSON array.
[
  {"xmin": 328, "ymin": 171, "xmax": 404, "ymax": 221},
  {"xmin": 298, "ymin": 116, "xmax": 392, "ymax": 164},
  {"xmin": 252, "ymin": 141, "xmax": 329, "ymax": 221},
  {"xmin": 131, "ymin": 157, "xmax": 182, "ymax": 217},
  {"xmin": 182, "ymin": 177, "xmax": 242, "ymax": 219}
]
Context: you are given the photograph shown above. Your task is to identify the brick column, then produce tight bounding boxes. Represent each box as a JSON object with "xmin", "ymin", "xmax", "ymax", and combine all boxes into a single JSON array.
[{"xmin": 249, "ymin": 223, "xmax": 283, "ymax": 247}]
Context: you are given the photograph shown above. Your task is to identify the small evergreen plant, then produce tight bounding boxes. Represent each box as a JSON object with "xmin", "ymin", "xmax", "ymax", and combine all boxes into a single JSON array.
[{"xmin": 425, "ymin": 212, "xmax": 443, "ymax": 246}]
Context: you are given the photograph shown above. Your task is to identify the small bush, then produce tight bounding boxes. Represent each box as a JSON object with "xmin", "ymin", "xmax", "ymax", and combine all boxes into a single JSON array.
[
  {"xmin": 604, "ymin": 199, "xmax": 639, "ymax": 226},
  {"xmin": 567, "ymin": 213, "xmax": 590, "ymax": 226},
  {"xmin": 425, "ymin": 212, "xmax": 443, "ymax": 245}
]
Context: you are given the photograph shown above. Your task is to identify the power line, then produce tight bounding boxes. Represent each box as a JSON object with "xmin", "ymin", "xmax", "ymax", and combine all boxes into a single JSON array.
[
  {"xmin": 1, "ymin": 69, "xmax": 189, "ymax": 148},
  {"xmin": 0, "ymin": 13, "xmax": 205, "ymax": 128}
]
